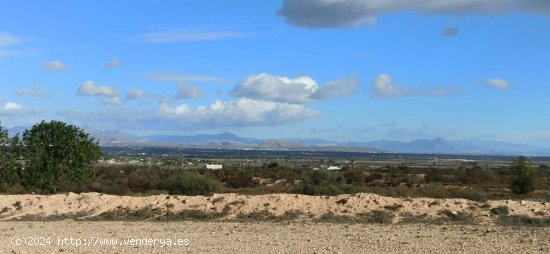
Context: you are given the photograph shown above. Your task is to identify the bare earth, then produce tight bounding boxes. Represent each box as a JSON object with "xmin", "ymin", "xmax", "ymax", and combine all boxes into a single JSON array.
[
  {"xmin": 1, "ymin": 221, "xmax": 549, "ymax": 253},
  {"xmin": 1, "ymin": 193, "xmax": 549, "ymax": 253}
]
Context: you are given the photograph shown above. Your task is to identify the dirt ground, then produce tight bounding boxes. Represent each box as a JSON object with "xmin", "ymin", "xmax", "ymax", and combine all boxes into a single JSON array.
[
  {"xmin": 1, "ymin": 221, "xmax": 549, "ymax": 253},
  {"xmin": 1, "ymin": 193, "xmax": 549, "ymax": 253},
  {"xmin": 1, "ymin": 193, "xmax": 548, "ymax": 223}
]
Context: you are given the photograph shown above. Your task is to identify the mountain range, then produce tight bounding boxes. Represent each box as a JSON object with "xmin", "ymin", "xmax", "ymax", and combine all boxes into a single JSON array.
[{"xmin": 6, "ymin": 126, "xmax": 550, "ymax": 156}]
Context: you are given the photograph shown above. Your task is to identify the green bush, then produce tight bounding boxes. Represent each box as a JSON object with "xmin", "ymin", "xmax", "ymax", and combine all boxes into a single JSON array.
[
  {"xmin": 490, "ymin": 206, "xmax": 510, "ymax": 216},
  {"xmin": 510, "ymin": 156, "xmax": 537, "ymax": 195},
  {"xmin": 167, "ymin": 172, "xmax": 223, "ymax": 195}
]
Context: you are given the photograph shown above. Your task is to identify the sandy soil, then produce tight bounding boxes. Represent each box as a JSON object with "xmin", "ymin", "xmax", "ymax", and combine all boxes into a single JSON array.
[
  {"xmin": 0, "ymin": 192, "xmax": 548, "ymax": 223},
  {"xmin": 0, "ymin": 193, "xmax": 548, "ymax": 253},
  {"xmin": 1, "ymin": 221, "xmax": 549, "ymax": 253}
]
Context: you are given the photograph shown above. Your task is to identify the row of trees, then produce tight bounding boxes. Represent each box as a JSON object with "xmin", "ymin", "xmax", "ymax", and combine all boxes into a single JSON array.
[{"xmin": 0, "ymin": 121, "xmax": 101, "ymax": 193}]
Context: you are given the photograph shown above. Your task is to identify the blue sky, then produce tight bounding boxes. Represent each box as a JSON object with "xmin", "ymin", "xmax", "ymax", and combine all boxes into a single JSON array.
[{"xmin": 1, "ymin": 0, "xmax": 549, "ymax": 146}]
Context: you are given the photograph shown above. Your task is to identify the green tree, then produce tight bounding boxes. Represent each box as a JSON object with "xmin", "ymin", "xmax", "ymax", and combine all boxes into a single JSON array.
[
  {"xmin": 0, "ymin": 123, "xmax": 19, "ymax": 190},
  {"xmin": 510, "ymin": 156, "xmax": 537, "ymax": 195},
  {"xmin": 19, "ymin": 121, "xmax": 102, "ymax": 193}
]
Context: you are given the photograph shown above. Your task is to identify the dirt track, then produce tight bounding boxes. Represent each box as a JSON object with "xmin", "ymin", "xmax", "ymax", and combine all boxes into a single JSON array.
[{"xmin": 1, "ymin": 221, "xmax": 549, "ymax": 253}]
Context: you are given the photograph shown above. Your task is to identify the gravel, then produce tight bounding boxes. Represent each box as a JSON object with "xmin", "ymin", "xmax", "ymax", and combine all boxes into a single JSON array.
[{"xmin": 1, "ymin": 221, "xmax": 549, "ymax": 253}]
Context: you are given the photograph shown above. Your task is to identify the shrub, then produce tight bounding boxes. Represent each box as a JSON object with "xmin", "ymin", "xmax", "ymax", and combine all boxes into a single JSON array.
[
  {"xmin": 490, "ymin": 206, "xmax": 510, "ymax": 216},
  {"xmin": 167, "ymin": 172, "xmax": 223, "ymax": 195},
  {"xmin": 510, "ymin": 156, "xmax": 537, "ymax": 195},
  {"xmin": 224, "ymin": 170, "xmax": 258, "ymax": 189}
]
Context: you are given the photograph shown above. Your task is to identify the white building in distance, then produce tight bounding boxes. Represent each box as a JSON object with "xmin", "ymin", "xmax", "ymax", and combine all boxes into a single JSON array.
[
  {"xmin": 206, "ymin": 164, "xmax": 223, "ymax": 170},
  {"xmin": 327, "ymin": 166, "xmax": 341, "ymax": 171}
]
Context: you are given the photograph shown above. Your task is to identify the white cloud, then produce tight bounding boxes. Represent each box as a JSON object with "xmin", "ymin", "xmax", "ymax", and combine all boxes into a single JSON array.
[
  {"xmin": 372, "ymin": 74, "xmax": 408, "ymax": 97},
  {"xmin": 57, "ymin": 98, "xmax": 319, "ymax": 130},
  {"xmin": 14, "ymin": 85, "xmax": 54, "ymax": 97},
  {"xmin": 159, "ymin": 98, "xmax": 320, "ymax": 126},
  {"xmin": 0, "ymin": 33, "xmax": 22, "ymax": 47},
  {"xmin": 175, "ymin": 83, "xmax": 204, "ymax": 99},
  {"xmin": 77, "ymin": 81, "xmax": 121, "ymax": 105},
  {"xmin": 278, "ymin": 0, "xmax": 550, "ymax": 28},
  {"xmin": 142, "ymin": 30, "xmax": 251, "ymax": 43},
  {"xmin": 311, "ymin": 77, "xmax": 358, "ymax": 100},
  {"xmin": 100, "ymin": 97, "xmax": 122, "ymax": 105},
  {"xmin": 77, "ymin": 81, "xmax": 119, "ymax": 98},
  {"xmin": 42, "ymin": 61, "xmax": 66, "ymax": 72},
  {"xmin": 105, "ymin": 57, "xmax": 121, "ymax": 69},
  {"xmin": 0, "ymin": 102, "xmax": 42, "ymax": 116},
  {"xmin": 126, "ymin": 88, "xmax": 146, "ymax": 100},
  {"xmin": 232, "ymin": 73, "xmax": 359, "ymax": 103},
  {"xmin": 2, "ymin": 102, "xmax": 22, "ymax": 110},
  {"xmin": 486, "ymin": 78, "xmax": 511, "ymax": 90},
  {"xmin": 372, "ymin": 74, "xmax": 461, "ymax": 98},
  {"xmin": 232, "ymin": 73, "xmax": 319, "ymax": 104}
]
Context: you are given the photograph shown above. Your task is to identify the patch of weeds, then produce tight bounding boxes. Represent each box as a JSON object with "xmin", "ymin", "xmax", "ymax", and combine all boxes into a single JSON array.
[
  {"xmin": 233, "ymin": 210, "xmax": 276, "ymax": 222},
  {"xmin": 439, "ymin": 209, "xmax": 475, "ymax": 224},
  {"xmin": 399, "ymin": 214, "xmax": 447, "ymax": 225},
  {"xmin": 384, "ymin": 204, "xmax": 404, "ymax": 212},
  {"xmin": 12, "ymin": 201, "xmax": 22, "ymax": 210},
  {"xmin": 497, "ymin": 215, "xmax": 550, "ymax": 227},
  {"xmin": 335, "ymin": 199, "xmax": 348, "ymax": 205},
  {"xmin": 0, "ymin": 207, "xmax": 10, "ymax": 214},
  {"xmin": 14, "ymin": 212, "xmax": 92, "ymax": 221},
  {"xmin": 490, "ymin": 206, "xmax": 510, "ymax": 216},
  {"xmin": 315, "ymin": 212, "xmax": 354, "ymax": 223},
  {"xmin": 478, "ymin": 203, "xmax": 491, "ymax": 209},
  {"xmin": 277, "ymin": 210, "xmax": 305, "ymax": 221},
  {"xmin": 91, "ymin": 206, "xmax": 162, "ymax": 221},
  {"xmin": 357, "ymin": 210, "xmax": 394, "ymax": 224},
  {"xmin": 161, "ymin": 209, "xmax": 223, "ymax": 221}
]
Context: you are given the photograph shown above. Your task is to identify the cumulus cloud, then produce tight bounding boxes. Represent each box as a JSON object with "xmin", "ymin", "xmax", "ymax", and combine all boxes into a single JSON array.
[
  {"xmin": 14, "ymin": 85, "xmax": 54, "ymax": 97},
  {"xmin": 141, "ymin": 30, "xmax": 251, "ymax": 43},
  {"xmin": 77, "ymin": 81, "xmax": 121, "ymax": 105},
  {"xmin": 2, "ymin": 102, "xmax": 22, "ymax": 110},
  {"xmin": 42, "ymin": 61, "xmax": 66, "ymax": 72},
  {"xmin": 175, "ymin": 83, "xmax": 204, "ymax": 99},
  {"xmin": 311, "ymin": 77, "xmax": 358, "ymax": 100},
  {"xmin": 126, "ymin": 88, "xmax": 147, "ymax": 100},
  {"xmin": 232, "ymin": 73, "xmax": 318, "ymax": 104},
  {"xmin": 443, "ymin": 26, "xmax": 459, "ymax": 36},
  {"xmin": 0, "ymin": 102, "xmax": 42, "ymax": 116},
  {"xmin": 77, "ymin": 81, "xmax": 119, "ymax": 98},
  {"xmin": 158, "ymin": 98, "xmax": 319, "ymax": 126},
  {"xmin": 372, "ymin": 74, "xmax": 461, "ymax": 98},
  {"xmin": 278, "ymin": 0, "xmax": 550, "ymax": 28},
  {"xmin": 57, "ymin": 98, "xmax": 319, "ymax": 130},
  {"xmin": 232, "ymin": 73, "xmax": 359, "ymax": 103},
  {"xmin": 100, "ymin": 97, "xmax": 122, "ymax": 105},
  {"xmin": 486, "ymin": 78, "xmax": 511, "ymax": 90},
  {"xmin": 105, "ymin": 57, "xmax": 120, "ymax": 69}
]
